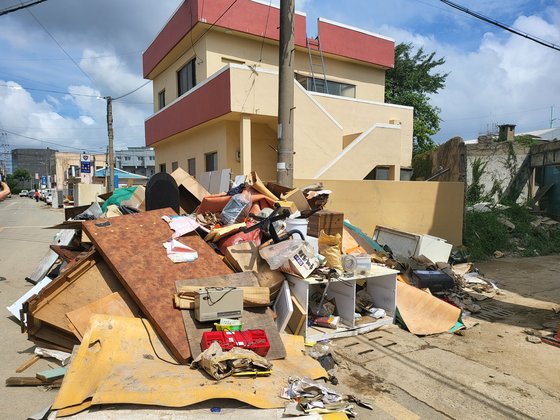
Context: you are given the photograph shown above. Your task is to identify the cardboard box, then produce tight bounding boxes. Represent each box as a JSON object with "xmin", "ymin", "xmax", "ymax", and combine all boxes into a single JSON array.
[{"xmin": 308, "ymin": 210, "xmax": 344, "ymax": 238}]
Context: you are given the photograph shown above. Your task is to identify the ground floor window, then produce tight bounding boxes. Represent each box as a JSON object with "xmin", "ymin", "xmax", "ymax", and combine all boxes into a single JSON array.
[
  {"xmin": 171, "ymin": 161, "xmax": 179, "ymax": 172},
  {"xmin": 205, "ymin": 152, "xmax": 217, "ymax": 172},
  {"xmin": 159, "ymin": 163, "xmax": 167, "ymax": 173},
  {"xmin": 188, "ymin": 158, "xmax": 196, "ymax": 176}
]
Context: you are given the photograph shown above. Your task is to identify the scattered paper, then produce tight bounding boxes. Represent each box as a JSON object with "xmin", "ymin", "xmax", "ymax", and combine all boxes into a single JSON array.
[
  {"xmin": 162, "ymin": 215, "xmax": 200, "ymax": 239},
  {"xmin": 163, "ymin": 239, "xmax": 198, "ymax": 263}
]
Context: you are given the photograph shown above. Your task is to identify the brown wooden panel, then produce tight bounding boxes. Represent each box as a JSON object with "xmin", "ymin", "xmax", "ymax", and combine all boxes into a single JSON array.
[
  {"xmin": 82, "ymin": 208, "xmax": 232, "ymax": 362},
  {"xmin": 25, "ymin": 249, "xmax": 125, "ymax": 350}
]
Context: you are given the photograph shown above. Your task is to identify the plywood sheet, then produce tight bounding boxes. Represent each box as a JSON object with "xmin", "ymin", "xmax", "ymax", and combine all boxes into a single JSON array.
[
  {"xmin": 82, "ymin": 209, "xmax": 232, "ymax": 362},
  {"xmin": 52, "ymin": 315, "xmax": 324, "ymax": 416},
  {"xmin": 25, "ymin": 249, "xmax": 124, "ymax": 350},
  {"xmin": 396, "ymin": 281, "xmax": 461, "ymax": 335},
  {"xmin": 65, "ymin": 291, "xmax": 139, "ymax": 340}
]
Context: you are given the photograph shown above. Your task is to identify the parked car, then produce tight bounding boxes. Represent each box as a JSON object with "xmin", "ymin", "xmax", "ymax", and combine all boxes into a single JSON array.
[
  {"xmin": 27, "ymin": 190, "xmax": 35, "ymax": 198},
  {"xmin": 46, "ymin": 193, "xmax": 53, "ymax": 205},
  {"xmin": 19, "ymin": 189, "xmax": 29, "ymax": 197}
]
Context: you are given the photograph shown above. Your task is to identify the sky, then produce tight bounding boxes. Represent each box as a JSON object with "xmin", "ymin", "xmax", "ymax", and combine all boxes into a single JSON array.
[{"xmin": 0, "ymin": 0, "xmax": 559, "ymax": 168}]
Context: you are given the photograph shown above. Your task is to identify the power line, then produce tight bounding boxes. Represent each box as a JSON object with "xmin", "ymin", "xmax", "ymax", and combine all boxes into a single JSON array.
[
  {"xmin": 0, "ymin": 50, "xmax": 142, "ymax": 62},
  {"xmin": 113, "ymin": 80, "xmax": 151, "ymax": 101},
  {"xmin": 0, "ymin": 83, "xmax": 101, "ymax": 98},
  {"xmin": 191, "ymin": 0, "xmax": 241, "ymax": 51},
  {"xmin": 0, "ymin": 0, "xmax": 46, "ymax": 17},
  {"xmin": 439, "ymin": 0, "xmax": 560, "ymax": 52},
  {"xmin": 25, "ymin": 8, "xmax": 97, "ymax": 84},
  {"xmin": 1, "ymin": 129, "xmax": 103, "ymax": 153}
]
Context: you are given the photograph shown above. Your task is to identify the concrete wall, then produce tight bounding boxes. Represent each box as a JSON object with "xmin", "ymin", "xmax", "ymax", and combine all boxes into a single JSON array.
[
  {"xmin": 466, "ymin": 140, "xmax": 531, "ymax": 202},
  {"xmin": 312, "ymin": 93, "xmax": 413, "ymax": 168},
  {"xmin": 294, "ymin": 179, "xmax": 465, "ymax": 245},
  {"xmin": 314, "ymin": 123, "xmax": 403, "ymax": 180},
  {"xmin": 154, "ymin": 121, "xmax": 229, "ymax": 179}
]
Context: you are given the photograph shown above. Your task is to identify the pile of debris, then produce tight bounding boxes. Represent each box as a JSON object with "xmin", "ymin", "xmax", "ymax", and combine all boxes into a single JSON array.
[{"xmin": 5, "ymin": 168, "xmax": 491, "ymax": 418}]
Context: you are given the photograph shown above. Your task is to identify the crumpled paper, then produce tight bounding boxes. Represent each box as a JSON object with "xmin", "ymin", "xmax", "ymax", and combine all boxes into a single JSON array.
[{"xmin": 191, "ymin": 341, "xmax": 272, "ymax": 380}]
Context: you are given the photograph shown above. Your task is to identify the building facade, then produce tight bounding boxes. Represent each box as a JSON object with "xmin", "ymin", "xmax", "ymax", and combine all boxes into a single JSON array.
[
  {"xmin": 11, "ymin": 148, "xmax": 57, "ymax": 188},
  {"xmin": 115, "ymin": 146, "xmax": 156, "ymax": 177},
  {"xmin": 143, "ymin": 0, "xmax": 413, "ymax": 182}
]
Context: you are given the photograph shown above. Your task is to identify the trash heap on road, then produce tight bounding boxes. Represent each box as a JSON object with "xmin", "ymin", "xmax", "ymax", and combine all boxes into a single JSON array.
[{"xmin": 6, "ymin": 168, "xmax": 492, "ymax": 418}]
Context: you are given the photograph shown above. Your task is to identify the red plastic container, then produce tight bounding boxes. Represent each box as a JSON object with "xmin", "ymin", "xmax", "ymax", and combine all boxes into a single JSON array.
[{"xmin": 201, "ymin": 329, "xmax": 270, "ymax": 357}]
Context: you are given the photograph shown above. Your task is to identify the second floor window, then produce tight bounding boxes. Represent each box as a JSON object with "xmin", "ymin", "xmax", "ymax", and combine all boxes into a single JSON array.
[
  {"xmin": 158, "ymin": 89, "xmax": 166, "ymax": 110},
  {"xmin": 177, "ymin": 59, "xmax": 196, "ymax": 96}
]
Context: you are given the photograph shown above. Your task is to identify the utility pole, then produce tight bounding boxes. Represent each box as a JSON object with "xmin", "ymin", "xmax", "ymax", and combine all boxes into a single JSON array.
[
  {"xmin": 550, "ymin": 105, "xmax": 557, "ymax": 128},
  {"xmin": 277, "ymin": 0, "xmax": 295, "ymax": 187},
  {"xmin": 106, "ymin": 96, "xmax": 114, "ymax": 192}
]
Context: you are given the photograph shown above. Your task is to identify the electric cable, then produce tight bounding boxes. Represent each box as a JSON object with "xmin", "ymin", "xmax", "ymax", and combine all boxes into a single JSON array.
[
  {"xmin": 439, "ymin": 0, "xmax": 560, "ymax": 52},
  {"xmin": 140, "ymin": 318, "xmax": 182, "ymax": 366},
  {"xmin": 1, "ymin": 129, "xmax": 103, "ymax": 153},
  {"xmin": 25, "ymin": 8, "xmax": 97, "ymax": 84},
  {"xmin": 0, "ymin": 0, "xmax": 46, "ymax": 17}
]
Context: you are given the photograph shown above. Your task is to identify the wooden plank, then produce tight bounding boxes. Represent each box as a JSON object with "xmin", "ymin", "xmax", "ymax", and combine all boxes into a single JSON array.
[
  {"xmin": 6, "ymin": 377, "xmax": 62, "ymax": 387},
  {"xmin": 25, "ymin": 249, "xmax": 125, "ymax": 350},
  {"xmin": 65, "ymin": 291, "xmax": 139, "ymax": 341},
  {"xmin": 15, "ymin": 355, "xmax": 40, "ymax": 373},
  {"xmin": 181, "ymin": 308, "xmax": 286, "ymax": 361},
  {"xmin": 287, "ymin": 295, "xmax": 306, "ymax": 336},
  {"xmin": 26, "ymin": 229, "xmax": 76, "ymax": 284},
  {"xmin": 82, "ymin": 209, "xmax": 232, "ymax": 363},
  {"xmin": 176, "ymin": 285, "xmax": 270, "ymax": 307},
  {"xmin": 36, "ymin": 367, "xmax": 67, "ymax": 381}
]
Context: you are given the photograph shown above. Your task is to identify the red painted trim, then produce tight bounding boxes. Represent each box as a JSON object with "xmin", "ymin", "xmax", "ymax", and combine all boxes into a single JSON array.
[
  {"xmin": 318, "ymin": 20, "xmax": 394, "ymax": 69},
  {"xmin": 143, "ymin": 1, "xmax": 395, "ymax": 77},
  {"xmin": 144, "ymin": 69, "xmax": 231, "ymax": 146},
  {"xmin": 143, "ymin": 1, "xmax": 199, "ymax": 78}
]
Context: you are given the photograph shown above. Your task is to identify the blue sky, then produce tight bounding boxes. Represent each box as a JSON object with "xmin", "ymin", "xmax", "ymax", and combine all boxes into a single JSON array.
[{"xmin": 0, "ymin": 0, "xmax": 559, "ymax": 160}]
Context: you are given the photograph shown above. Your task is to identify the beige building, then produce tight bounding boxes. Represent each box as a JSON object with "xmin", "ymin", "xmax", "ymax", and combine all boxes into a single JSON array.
[{"xmin": 143, "ymin": 0, "xmax": 413, "ymax": 182}]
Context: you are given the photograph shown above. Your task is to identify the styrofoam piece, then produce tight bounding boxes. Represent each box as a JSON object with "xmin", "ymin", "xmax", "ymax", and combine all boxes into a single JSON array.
[
  {"xmin": 273, "ymin": 281, "xmax": 293, "ymax": 333},
  {"xmin": 7, "ymin": 276, "xmax": 53, "ymax": 324}
]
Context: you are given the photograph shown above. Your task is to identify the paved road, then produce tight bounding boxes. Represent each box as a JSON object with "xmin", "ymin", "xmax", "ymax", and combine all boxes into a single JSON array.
[{"xmin": 0, "ymin": 196, "xmax": 63, "ymax": 419}]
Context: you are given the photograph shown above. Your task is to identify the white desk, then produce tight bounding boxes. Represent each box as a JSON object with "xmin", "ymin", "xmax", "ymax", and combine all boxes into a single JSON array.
[{"xmin": 286, "ymin": 265, "xmax": 398, "ymax": 341}]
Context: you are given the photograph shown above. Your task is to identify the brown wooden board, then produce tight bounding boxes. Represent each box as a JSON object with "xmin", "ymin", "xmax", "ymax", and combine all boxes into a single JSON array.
[
  {"xmin": 82, "ymin": 208, "xmax": 232, "ymax": 362},
  {"xmin": 65, "ymin": 291, "xmax": 139, "ymax": 341},
  {"xmin": 25, "ymin": 249, "xmax": 125, "ymax": 350},
  {"xmin": 181, "ymin": 308, "xmax": 286, "ymax": 361},
  {"xmin": 287, "ymin": 295, "xmax": 306, "ymax": 336}
]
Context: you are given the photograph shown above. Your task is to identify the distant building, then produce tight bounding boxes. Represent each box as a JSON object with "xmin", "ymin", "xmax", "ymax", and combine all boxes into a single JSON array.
[
  {"xmin": 11, "ymin": 148, "xmax": 57, "ymax": 188},
  {"xmin": 115, "ymin": 146, "xmax": 155, "ymax": 177}
]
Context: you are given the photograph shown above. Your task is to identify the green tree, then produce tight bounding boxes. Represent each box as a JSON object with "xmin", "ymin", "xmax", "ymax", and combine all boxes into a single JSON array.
[
  {"xmin": 385, "ymin": 43, "xmax": 448, "ymax": 155},
  {"xmin": 7, "ymin": 168, "xmax": 31, "ymax": 193}
]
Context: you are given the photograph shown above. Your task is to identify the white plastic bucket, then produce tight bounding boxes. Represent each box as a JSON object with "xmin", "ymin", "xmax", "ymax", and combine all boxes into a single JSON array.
[{"xmin": 285, "ymin": 218, "xmax": 308, "ymax": 237}]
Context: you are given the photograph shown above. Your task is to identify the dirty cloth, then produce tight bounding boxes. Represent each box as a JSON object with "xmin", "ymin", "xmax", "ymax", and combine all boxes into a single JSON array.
[
  {"xmin": 52, "ymin": 315, "xmax": 326, "ymax": 417},
  {"xmin": 100, "ymin": 186, "xmax": 137, "ymax": 211},
  {"xmin": 191, "ymin": 341, "xmax": 272, "ymax": 380}
]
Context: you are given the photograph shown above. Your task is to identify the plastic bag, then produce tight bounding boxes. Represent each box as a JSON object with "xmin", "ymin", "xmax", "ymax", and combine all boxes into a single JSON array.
[
  {"xmin": 318, "ymin": 230, "xmax": 343, "ymax": 271},
  {"xmin": 221, "ymin": 190, "xmax": 251, "ymax": 225},
  {"xmin": 259, "ymin": 239, "xmax": 304, "ymax": 270},
  {"xmin": 259, "ymin": 238, "xmax": 319, "ymax": 278}
]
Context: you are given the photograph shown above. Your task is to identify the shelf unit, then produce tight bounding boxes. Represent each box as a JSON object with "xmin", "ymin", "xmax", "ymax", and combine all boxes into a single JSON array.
[{"xmin": 286, "ymin": 265, "xmax": 397, "ymax": 342}]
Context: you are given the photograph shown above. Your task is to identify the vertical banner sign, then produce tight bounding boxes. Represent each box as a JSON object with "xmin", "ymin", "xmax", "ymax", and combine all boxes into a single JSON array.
[{"xmin": 80, "ymin": 154, "xmax": 92, "ymax": 184}]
